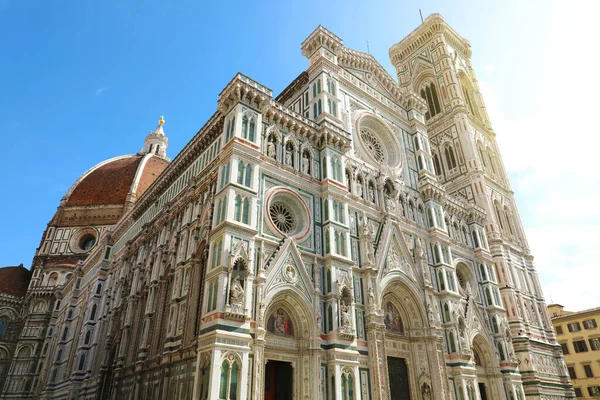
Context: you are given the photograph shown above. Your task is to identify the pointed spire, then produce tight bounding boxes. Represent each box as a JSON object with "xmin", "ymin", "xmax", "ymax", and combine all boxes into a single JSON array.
[{"xmin": 139, "ymin": 115, "xmax": 169, "ymax": 160}]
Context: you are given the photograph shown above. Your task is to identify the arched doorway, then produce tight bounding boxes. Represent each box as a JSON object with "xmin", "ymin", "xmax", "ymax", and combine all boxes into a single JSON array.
[
  {"xmin": 379, "ymin": 278, "xmax": 433, "ymax": 400},
  {"xmin": 261, "ymin": 291, "xmax": 318, "ymax": 400},
  {"xmin": 471, "ymin": 335, "xmax": 503, "ymax": 400}
]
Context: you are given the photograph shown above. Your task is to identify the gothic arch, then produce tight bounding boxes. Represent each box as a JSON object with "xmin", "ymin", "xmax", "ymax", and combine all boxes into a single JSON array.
[
  {"xmin": 264, "ymin": 289, "xmax": 316, "ymax": 339},
  {"xmin": 379, "ymin": 278, "xmax": 426, "ymax": 330}
]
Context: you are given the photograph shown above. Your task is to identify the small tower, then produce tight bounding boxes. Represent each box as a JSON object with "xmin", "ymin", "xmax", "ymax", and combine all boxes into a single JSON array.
[{"xmin": 140, "ymin": 115, "xmax": 169, "ymax": 160}]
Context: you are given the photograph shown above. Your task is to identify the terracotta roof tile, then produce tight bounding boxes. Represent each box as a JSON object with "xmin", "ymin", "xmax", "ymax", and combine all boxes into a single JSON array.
[{"xmin": 66, "ymin": 156, "xmax": 143, "ymax": 207}]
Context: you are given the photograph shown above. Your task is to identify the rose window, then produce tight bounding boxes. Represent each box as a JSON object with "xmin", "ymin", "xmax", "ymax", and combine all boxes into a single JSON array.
[
  {"xmin": 359, "ymin": 128, "xmax": 385, "ymax": 163},
  {"xmin": 269, "ymin": 202, "xmax": 295, "ymax": 234}
]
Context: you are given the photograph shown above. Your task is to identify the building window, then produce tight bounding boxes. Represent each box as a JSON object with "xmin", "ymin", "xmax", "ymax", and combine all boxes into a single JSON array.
[
  {"xmin": 219, "ymin": 356, "xmax": 240, "ymax": 400},
  {"xmin": 584, "ymin": 319, "xmax": 597, "ymax": 329},
  {"xmin": 588, "ymin": 386, "xmax": 600, "ymax": 397},
  {"xmin": 568, "ymin": 366, "xmax": 577, "ymax": 379},
  {"xmin": 569, "ymin": 322, "xmax": 582, "ymax": 332},
  {"xmin": 574, "ymin": 340, "xmax": 589, "ymax": 353},
  {"xmin": 341, "ymin": 369, "xmax": 354, "ymax": 400},
  {"xmin": 560, "ymin": 343, "xmax": 569, "ymax": 355},
  {"xmin": 433, "ymin": 153, "xmax": 442, "ymax": 176},
  {"xmin": 444, "ymin": 144, "xmax": 457, "ymax": 170},
  {"xmin": 84, "ymin": 330, "xmax": 91, "ymax": 345},
  {"xmin": 589, "ymin": 337, "xmax": 600, "ymax": 351},
  {"xmin": 420, "ymin": 82, "xmax": 441, "ymax": 120},
  {"xmin": 585, "ymin": 364, "xmax": 594, "ymax": 378},
  {"xmin": 556, "ymin": 325, "xmax": 563, "ymax": 335},
  {"xmin": 574, "ymin": 388, "xmax": 583, "ymax": 397},
  {"xmin": 78, "ymin": 354, "xmax": 86, "ymax": 371}
]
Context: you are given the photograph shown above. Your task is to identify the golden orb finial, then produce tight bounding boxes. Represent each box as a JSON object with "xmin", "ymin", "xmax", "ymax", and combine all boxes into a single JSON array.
[{"xmin": 158, "ymin": 115, "xmax": 165, "ymax": 126}]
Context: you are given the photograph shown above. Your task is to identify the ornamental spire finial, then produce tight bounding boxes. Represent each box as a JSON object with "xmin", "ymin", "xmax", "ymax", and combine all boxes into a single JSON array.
[{"xmin": 158, "ymin": 115, "xmax": 165, "ymax": 126}]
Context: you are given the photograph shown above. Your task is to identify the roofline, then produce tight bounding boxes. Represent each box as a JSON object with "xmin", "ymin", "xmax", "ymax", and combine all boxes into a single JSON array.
[
  {"xmin": 550, "ymin": 306, "xmax": 600, "ymax": 320},
  {"xmin": 61, "ymin": 154, "xmax": 140, "ymax": 204}
]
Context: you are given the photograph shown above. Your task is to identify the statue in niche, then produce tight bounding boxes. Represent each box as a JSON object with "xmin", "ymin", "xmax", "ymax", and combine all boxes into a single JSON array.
[
  {"xmin": 357, "ymin": 182, "xmax": 363, "ymax": 198},
  {"xmin": 285, "ymin": 144, "xmax": 293, "ymax": 166},
  {"xmin": 267, "ymin": 308, "xmax": 293, "ymax": 336},
  {"xmin": 368, "ymin": 185, "xmax": 375, "ymax": 202},
  {"xmin": 340, "ymin": 302, "xmax": 351, "ymax": 329},
  {"xmin": 267, "ymin": 139, "xmax": 276, "ymax": 159},
  {"xmin": 302, "ymin": 151, "xmax": 310, "ymax": 174},
  {"xmin": 316, "ymin": 305, "xmax": 322, "ymax": 331},
  {"xmin": 229, "ymin": 275, "xmax": 244, "ymax": 307},
  {"xmin": 421, "ymin": 383, "xmax": 432, "ymax": 400}
]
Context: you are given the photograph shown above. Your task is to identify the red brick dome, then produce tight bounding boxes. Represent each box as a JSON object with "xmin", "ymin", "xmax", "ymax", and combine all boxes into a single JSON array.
[
  {"xmin": 0, "ymin": 265, "xmax": 32, "ymax": 297},
  {"xmin": 64, "ymin": 154, "xmax": 169, "ymax": 207}
]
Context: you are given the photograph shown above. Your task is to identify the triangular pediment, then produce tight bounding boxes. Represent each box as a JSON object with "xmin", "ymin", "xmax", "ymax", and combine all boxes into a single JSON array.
[
  {"xmin": 264, "ymin": 239, "xmax": 314, "ymax": 307},
  {"xmin": 344, "ymin": 67, "xmax": 398, "ymax": 100},
  {"xmin": 376, "ymin": 220, "xmax": 416, "ymax": 282}
]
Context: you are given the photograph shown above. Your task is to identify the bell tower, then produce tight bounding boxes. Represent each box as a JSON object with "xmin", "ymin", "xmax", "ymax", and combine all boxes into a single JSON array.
[{"xmin": 389, "ymin": 14, "xmax": 573, "ymax": 399}]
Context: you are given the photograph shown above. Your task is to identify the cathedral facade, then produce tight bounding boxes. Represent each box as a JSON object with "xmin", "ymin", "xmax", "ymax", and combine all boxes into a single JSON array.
[{"xmin": 0, "ymin": 15, "xmax": 574, "ymax": 400}]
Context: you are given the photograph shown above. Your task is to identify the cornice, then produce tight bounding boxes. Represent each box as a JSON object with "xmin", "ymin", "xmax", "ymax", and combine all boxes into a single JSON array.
[{"xmin": 389, "ymin": 14, "xmax": 472, "ymax": 65}]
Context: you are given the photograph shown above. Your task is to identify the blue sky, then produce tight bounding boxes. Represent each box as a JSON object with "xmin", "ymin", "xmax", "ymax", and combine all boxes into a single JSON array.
[{"xmin": 1, "ymin": 1, "xmax": 598, "ymax": 309}]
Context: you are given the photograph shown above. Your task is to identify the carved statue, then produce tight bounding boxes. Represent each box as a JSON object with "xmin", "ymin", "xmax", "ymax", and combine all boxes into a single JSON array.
[
  {"xmin": 385, "ymin": 194, "xmax": 395, "ymax": 213},
  {"xmin": 357, "ymin": 182, "xmax": 363, "ymax": 198},
  {"xmin": 368, "ymin": 185, "xmax": 375, "ymax": 202},
  {"xmin": 258, "ymin": 302, "xmax": 266, "ymax": 324},
  {"xmin": 340, "ymin": 303, "xmax": 351, "ymax": 329},
  {"xmin": 285, "ymin": 148, "xmax": 293, "ymax": 166},
  {"xmin": 316, "ymin": 305, "xmax": 322, "ymax": 331},
  {"xmin": 230, "ymin": 276, "xmax": 244, "ymax": 306},
  {"xmin": 421, "ymin": 383, "xmax": 432, "ymax": 400},
  {"xmin": 267, "ymin": 140, "xmax": 276, "ymax": 159},
  {"xmin": 302, "ymin": 153, "xmax": 310, "ymax": 174},
  {"xmin": 414, "ymin": 238, "xmax": 425, "ymax": 260}
]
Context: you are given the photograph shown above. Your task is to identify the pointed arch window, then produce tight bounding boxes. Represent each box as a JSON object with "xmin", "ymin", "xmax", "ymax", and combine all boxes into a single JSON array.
[
  {"xmin": 78, "ymin": 353, "xmax": 86, "ymax": 371},
  {"xmin": 219, "ymin": 356, "xmax": 240, "ymax": 400},
  {"xmin": 433, "ymin": 153, "xmax": 442, "ymax": 176},
  {"xmin": 341, "ymin": 369, "xmax": 355, "ymax": 400},
  {"xmin": 444, "ymin": 144, "xmax": 458, "ymax": 170},
  {"xmin": 89, "ymin": 304, "xmax": 97, "ymax": 321},
  {"xmin": 237, "ymin": 161, "xmax": 245, "ymax": 185},
  {"xmin": 248, "ymin": 119, "xmax": 255, "ymax": 142},
  {"xmin": 241, "ymin": 116, "xmax": 248, "ymax": 139},
  {"xmin": 420, "ymin": 82, "xmax": 442, "ymax": 120},
  {"xmin": 84, "ymin": 330, "xmax": 91, "ymax": 345}
]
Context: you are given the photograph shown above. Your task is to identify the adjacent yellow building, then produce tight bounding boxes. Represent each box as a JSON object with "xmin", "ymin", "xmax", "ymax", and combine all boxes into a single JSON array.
[{"xmin": 549, "ymin": 304, "xmax": 600, "ymax": 398}]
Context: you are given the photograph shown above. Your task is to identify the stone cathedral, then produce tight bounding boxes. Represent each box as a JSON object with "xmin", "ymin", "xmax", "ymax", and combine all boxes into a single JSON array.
[{"xmin": 0, "ymin": 14, "xmax": 574, "ymax": 400}]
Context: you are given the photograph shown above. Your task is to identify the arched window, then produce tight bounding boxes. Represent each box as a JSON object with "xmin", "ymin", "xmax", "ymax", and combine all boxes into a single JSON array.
[
  {"xmin": 242, "ymin": 198, "xmax": 250, "ymax": 224},
  {"xmin": 237, "ymin": 160, "xmax": 245, "ymax": 184},
  {"xmin": 219, "ymin": 357, "xmax": 240, "ymax": 400},
  {"xmin": 241, "ymin": 116, "xmax": 248, "ymax": 139},
  {"xmin": 448, "ymin": 330, "xmax": 456, "ymax": 353},
  {"xmin": 95, "ymin": 283, "xmax": 102, "ymax": 295},
  {"xmin": 61, "ymin": 327, "xmax": 68, "ymax": 342},
  {"xmin": 234, "ymin": 195, "xmax": 242, "ymax": 222},
  {"xmin": 433, "ymin": 153, "xmax": 442, "ymax": 176},
  {"xmin": 327, "ymin": 304, "xmax": 333, "ymax": 332},
  {"xmin": 444, "ymin": 144, "xmax": 457, "ymax": 170},
  {"xmin": 487, "ymin": 150, "xmax": 497, "ymax": 174},
  {"xmin": 497, "ymin": 341, "xmax": 506, "ymax": 361},
  {"xmin": 324, "ymin": 230, "xmax": 330, "ymax": 254},
  {"xmin": 244, "ymin": 164, "xmax": 252, "ymax": 187},
  {"xmin": 317, "ymin": 99, "xmax": 322, "ymax": 115},
  {"xmin": 341, "ymin": 369, "xmax": 355, "ymax": 400},
  {"xmin": 89, "ymin": 304, "xmax": 97, "ymax": 321},
  {"xmin": 48, "ymin": 272, "xmax": 58, "ymax": 286},
  {"xmin": 491, "ymin": 316, "xmax": 499, "ymax": 334},
  {"xmin": 248, "ymin": 119, "xmax": 255, "ymax": 142},
  {"xmin": 56, "ymin": 348, "xmax": 62, "ymax": 362},
  {"xmin": 443, "ymin": 303, "xmax": 451, "ymax": 322},
  {"xmin": 78, "ymin": 354, "xmax": 86, "ymax": 371},
  {"xmin": 420, "ymin": 82, "xmax": 442, "ymax": 120},
  {"xmin": 84, "ymin": 330, "xmax": 91, "ymax": 345},
  {"xmin": 504, "ymin": 206, "xmax": 515, "ymax": 235},
  {"xmin": 494, "ymin": 202, "xmax": 505, "ymax": 230}
]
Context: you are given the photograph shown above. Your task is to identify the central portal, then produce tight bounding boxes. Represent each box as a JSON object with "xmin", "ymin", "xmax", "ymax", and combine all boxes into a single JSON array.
[{"xmin": 264, "ymin": 360, "xmax": 293, "ymax": 400}]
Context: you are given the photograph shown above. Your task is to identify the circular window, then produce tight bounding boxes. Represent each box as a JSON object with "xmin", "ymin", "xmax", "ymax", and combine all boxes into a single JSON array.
[
  {"xmin": 265, "ymin": 188, "xmax": 311, "ymax": 240},
  {"xmin": 354, "ymin": 114, "xmax": 402, "ymax": 168},
  {"xmin": 69, "ymin": 227, "xmax": 99, "ymax": 254},
  {"xmin": 269, "ymin": 202, "xmax": 296, "ymax": 234},
  {"xmin": 79, "ymin": 234, "xmax": 96, "ymax": 251},
  {"xmin": 360, "ymin": 128, "xmax": 385, "ymax": 163}
]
